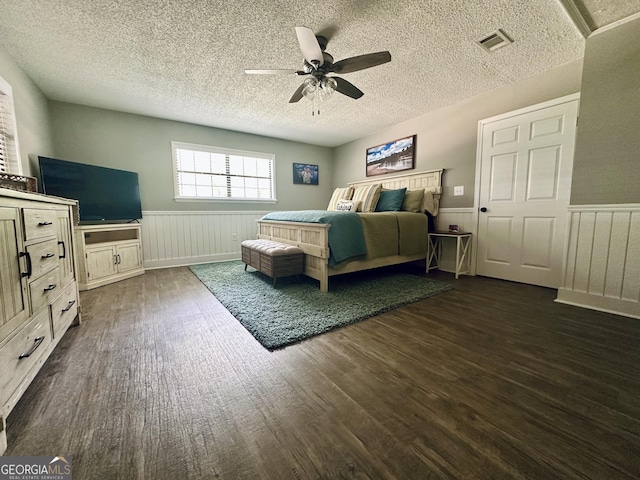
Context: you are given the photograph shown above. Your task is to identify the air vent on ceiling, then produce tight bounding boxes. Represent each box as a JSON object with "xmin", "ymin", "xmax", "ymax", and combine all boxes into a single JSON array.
[{"xmin": 476, "ymin": 29, "xmax": 513, "ymax": 53}]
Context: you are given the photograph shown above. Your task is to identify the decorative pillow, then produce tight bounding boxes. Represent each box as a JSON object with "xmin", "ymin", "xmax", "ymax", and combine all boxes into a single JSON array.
[
  {"xmin": 375, "ymin": 187, "xmax": 407, "ymax": 212},
  {"xmin": 401, "ymin": 189, "xmax": 425, "ymax": 212},
  {"xmin": 327, "ymin": 186, "xmax": 354, "ymax": 211},
  {"xmin": 335, "ymin": 199, "xmax": 359, "ymax": 212},
  {"xmin": 352, "ymin": 184, "xmax": 382, "ymax": 212}
]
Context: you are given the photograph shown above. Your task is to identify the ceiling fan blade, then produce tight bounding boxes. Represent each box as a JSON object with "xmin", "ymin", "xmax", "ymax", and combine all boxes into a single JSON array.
[
  {"xmin": 295, "ymin": 26, "xmax": 324, "ymax": 67},
  {"xmin": 333, "ymin": 77, "xmax": 364, "ymax": 99},
  {"xmin": 289, "ymin": 82, "xmax": 307, "ymax": 103},
  {"xmin": 330, "ymin": 51, "xmax": 391, "ymax": 74},
  {"xmin": 245, "ymin": 69, "xmax": 299, "ymax": 75}
]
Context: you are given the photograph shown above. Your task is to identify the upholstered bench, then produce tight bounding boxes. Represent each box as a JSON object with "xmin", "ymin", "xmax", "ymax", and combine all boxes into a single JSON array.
[{"xmin": 241, "ymin": 239, "xmax": 304, "ymax": 285}]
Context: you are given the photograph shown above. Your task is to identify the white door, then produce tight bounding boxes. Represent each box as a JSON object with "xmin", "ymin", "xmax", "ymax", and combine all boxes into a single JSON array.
[{"xmin": 476, "ymin": 97, "xmax": 579, "ymax": 288}]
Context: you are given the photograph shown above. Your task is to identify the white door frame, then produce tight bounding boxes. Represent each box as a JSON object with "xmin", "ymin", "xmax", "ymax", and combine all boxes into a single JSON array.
[{"xmin": 471, "ymin": 92, "xmax": 581, "ymax": 279}]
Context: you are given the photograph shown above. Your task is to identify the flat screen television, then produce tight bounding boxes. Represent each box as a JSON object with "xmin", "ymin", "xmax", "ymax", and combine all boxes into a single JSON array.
[{"xmin": 38, "ymin": 156, "xmax": 143, "ymax": 224}]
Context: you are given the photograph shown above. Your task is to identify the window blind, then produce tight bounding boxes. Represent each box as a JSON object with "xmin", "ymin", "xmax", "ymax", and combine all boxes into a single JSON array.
[
  {"xmin": 0, "ymin": 78, "xmax": 21, "ymax": 175},
  {"xmin": 172, "ymin": 141, "xmax": 275, "ymax": 201}
]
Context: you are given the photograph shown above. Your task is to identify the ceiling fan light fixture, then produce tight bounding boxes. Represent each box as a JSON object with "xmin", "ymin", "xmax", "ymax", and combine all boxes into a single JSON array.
[
  {"xmin": 319, "ymin": 77, "xmax": 337, "ymax": 101},
  {"xmin": 302, "ymin": 77, "xmax": 318, "ymax": 101},
  {"xmin": 247, "ymin": 26, "xmax": 391, "ymax": 114}
]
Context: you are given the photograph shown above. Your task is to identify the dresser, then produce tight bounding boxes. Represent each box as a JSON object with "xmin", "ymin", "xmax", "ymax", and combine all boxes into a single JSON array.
[{"xmin": 0, "ymin": 188, "xmax": 80, "ymax": 455}]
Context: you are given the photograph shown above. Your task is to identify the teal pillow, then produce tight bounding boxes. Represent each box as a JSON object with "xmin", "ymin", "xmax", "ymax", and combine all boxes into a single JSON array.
[{"xmin": 375, "ymin": 188, "xmax": 407, "ymax": 212}]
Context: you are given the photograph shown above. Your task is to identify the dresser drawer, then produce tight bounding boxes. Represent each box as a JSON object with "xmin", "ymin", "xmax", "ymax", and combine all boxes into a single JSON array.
[
  {"xmin": 0, "ymin": 308, "xmax": 52, "ymax": 408},
  {"xmin": 51, "ymin": 281, "xmax": 78, "ymax": 339},
  {"xmin": 23, "ymin": 208, "xmax": 57, "ymax": 242},
  {"xmin": 29, "ymin": 267, "xmax": 61, "ymax": 313},
  {"xmin": 26, "ymin": 238, "xmax": 59, "ymax": 280}
]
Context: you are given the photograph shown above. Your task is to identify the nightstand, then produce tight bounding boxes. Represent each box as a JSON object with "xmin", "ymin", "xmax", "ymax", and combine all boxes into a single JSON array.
[{"xmin": 427, "ymin": 231, "xmax": 472, "ymax": 279}]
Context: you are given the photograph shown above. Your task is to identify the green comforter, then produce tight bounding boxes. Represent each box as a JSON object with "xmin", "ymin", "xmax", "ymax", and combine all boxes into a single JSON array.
[{"xmin": 260, "ymin": 210, "xmax": 366, "ymax": 265}]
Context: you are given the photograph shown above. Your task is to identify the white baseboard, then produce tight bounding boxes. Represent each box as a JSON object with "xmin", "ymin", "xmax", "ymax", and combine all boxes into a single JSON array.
[
  {"xmin": 144, "ymin": 253, "xmax": 241, "ymax": 270},
  {"xmin": 556, "ymin": 289, "xmax": 640, "ymax": 320}
]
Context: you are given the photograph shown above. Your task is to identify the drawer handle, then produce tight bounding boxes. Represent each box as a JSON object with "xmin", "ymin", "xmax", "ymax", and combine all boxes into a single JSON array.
[
  {"xmin": 37, "ymin": 221, "xmax": 53, "ymax": 226},
  {"xmin": 43, "ymin": 283, "xmax": 57, "ymax": 292},
  {"xmin": 19, "ymin": 336, "xmax": 45, "ymax": 359},
  {"xmin": 41, "ymin": 253, "xmax": 55, "ymax": 259},
  {"xmin": 19, "ymin": 251, "xmax": 32, "ymax": 278},
  {"xmin": 62, "ymin": 300, "xmax": 76, "ymax": 312},
  {"xmin": 58, "ymin": 240, "xmax": 66, "ymax": 259}
]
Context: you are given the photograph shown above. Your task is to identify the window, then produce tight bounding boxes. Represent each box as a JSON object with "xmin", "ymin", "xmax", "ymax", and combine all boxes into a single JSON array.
[
  {"xmin": 172, "ymin": 142, "xmax": 276, "ymax": 202},
  {"xmin": 0, "ymin": 76, "xmax": 22, "ymax": 175}
]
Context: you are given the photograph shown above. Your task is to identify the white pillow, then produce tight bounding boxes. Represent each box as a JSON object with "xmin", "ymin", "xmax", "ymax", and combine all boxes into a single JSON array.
[
  {"xmin": 327, "ymin": 187, "xmax": 355, "ymax": 211},
  {"xmin": 335, "ymin": 199, "xmax": 359, "ymax": 212}
]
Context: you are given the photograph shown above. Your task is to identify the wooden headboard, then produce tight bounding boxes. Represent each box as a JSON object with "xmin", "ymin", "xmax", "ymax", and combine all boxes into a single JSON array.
[{"xmin": 347, "ymin": 169, "xmax": 444, "ymax": 215}]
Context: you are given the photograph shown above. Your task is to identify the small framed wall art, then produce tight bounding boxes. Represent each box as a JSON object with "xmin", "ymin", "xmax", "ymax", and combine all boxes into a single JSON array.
[
  {"xmin": 293, "ymin": 163, "xmax": 319, "ymax": 185},
  {"xmin": 366, "ymin": 134, "xmax": 416, "ymax": 177}
]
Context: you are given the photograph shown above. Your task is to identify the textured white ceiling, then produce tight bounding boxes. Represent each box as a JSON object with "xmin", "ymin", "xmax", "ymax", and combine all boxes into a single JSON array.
[{"xmin": 0, "ymin": 0, "xmax": 639, "ymax": 147}]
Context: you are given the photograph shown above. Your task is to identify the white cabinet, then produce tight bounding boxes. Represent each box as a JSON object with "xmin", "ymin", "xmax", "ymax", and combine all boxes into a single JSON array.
[
  {"xmin": 84, "ymin": 244, "xmax": 118, "ymax": 281},
  {"xmin": 115, "ymin": 242, "xmax": 143, "ymax": 274},
  {"xmin": 0, "ymin": 207, "xmax": 29, "ymax": 337},
  {"xmin": 0, "ymin": 189, "xmax": 80, "ymax": 455},
  {"xmin": 75, "ymin": 223, "xmax": 144, "ymax": 291}
]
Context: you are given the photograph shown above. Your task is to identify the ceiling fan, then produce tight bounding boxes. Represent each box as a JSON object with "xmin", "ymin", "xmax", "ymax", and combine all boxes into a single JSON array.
[{"xmin": 245, "ymin": 26, "xmax": 391, "ymax": 109}]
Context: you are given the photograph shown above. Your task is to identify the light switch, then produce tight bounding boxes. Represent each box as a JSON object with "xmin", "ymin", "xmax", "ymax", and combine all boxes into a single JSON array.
[{"xmin": 454, "ymin": 185, "xmax": 464, "ymax": 196}]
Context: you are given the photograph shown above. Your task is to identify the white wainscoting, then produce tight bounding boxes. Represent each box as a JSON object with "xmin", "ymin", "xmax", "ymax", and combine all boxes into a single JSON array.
[
  {"xmin": 434, "ymin": 208, "xmax": 476, "ymax": 275},
  {"xmin": 141, "ymin": 211, "xmax": 268, "ymax": 269},
  {"xmin": 556, "ymin": 204, "xmax": 640, "ymax": 319},
  {"xmin": 141, "ymin": 208, "xmax": 482, "ymax": 274}
]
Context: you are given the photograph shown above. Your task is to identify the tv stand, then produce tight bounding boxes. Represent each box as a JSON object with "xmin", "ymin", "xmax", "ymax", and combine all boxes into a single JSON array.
[{"xmin": 75, "ymin": 223, "xmax": 144, "ymax": 290}]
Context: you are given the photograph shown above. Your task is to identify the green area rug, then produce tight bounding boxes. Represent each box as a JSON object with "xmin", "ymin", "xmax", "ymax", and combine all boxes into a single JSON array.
[{"xmin": 190, "ymin": 261, "xmax": 453, "ymax": 350}]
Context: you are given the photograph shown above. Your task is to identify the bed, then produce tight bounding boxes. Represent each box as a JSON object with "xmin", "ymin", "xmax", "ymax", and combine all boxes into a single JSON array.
[{"xmin": 257, "ymin": 169, "xmax": 443, "ymax": 292}]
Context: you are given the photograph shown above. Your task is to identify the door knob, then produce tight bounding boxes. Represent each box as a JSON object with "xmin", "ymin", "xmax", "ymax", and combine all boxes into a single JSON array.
[{"xmin": 480, "ymin": 207, "xmax": 488, "ymax": 212}]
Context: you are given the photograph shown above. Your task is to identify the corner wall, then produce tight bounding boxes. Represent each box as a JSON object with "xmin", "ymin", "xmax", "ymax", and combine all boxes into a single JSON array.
[
  {"xmin": 570, "ymin": 15, "xmax": 640, "ymax": 206},
  {"xmin": 557, "ymin": 15, "xmax": 640, "ymax": 319}
]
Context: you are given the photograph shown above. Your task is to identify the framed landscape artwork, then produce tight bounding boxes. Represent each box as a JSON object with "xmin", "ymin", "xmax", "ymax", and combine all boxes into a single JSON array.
[
  {"xmin": 293, "ymin": 163, "xmax": 319, "ymax": 185},
  {"xmin": 366, "ymin": 134, "xmax": 416, "ymax": 177}
]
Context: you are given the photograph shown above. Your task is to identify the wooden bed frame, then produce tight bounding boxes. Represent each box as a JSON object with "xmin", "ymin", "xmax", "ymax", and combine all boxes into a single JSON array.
[{"xmin": 257, "ymin": 169, "xmax": 444, "ymax": 292}]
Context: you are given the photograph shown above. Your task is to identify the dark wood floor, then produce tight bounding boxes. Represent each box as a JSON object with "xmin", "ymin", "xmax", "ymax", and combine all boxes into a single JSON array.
[{"xmin": 5, "ymin": 266, "xmax": 640, "ymax": 479}]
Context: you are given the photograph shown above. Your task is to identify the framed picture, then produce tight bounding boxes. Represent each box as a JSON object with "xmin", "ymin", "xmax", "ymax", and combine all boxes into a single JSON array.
[
  {"xmin": 293, "ymin": 163, "xmax": 319, "ymax": 185},
  {"xmin": 366, "ymin": 134, "xmax": 416, "ymax": 177}
]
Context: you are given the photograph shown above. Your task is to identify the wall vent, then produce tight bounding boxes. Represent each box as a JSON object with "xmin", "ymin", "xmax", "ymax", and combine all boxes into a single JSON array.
[{"xmin": 476, "ymin": 29, "xmax": 513, "ymax": 53}]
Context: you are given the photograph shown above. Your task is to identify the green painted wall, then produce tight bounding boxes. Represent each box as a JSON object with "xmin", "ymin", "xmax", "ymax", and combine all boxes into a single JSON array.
[
  {"xmin": 570, "ymin": 16, "xmax": 640, "ymax": 205},
  {"xmin": 48, "ymin": 102, "xmax": 334, "ymax": 212}
]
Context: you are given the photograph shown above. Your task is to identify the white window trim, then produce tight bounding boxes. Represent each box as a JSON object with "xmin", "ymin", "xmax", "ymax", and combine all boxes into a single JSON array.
[
  {"xmin": 0, "ymin": 75, "xmax": 23, "ymax": 175},
  {"xmin": 171, "ymin": 141, "xmax": 277, "ymax": 202}
]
